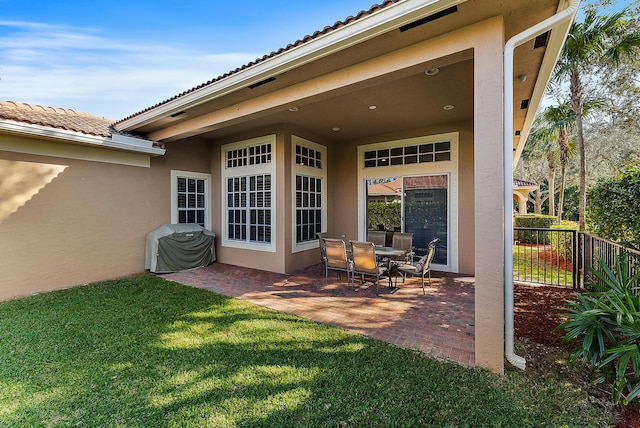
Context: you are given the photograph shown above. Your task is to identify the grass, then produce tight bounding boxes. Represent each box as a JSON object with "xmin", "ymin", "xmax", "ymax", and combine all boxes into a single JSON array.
[
  {"xmin": 0, "ymin": 275, "xmax": 613, "ymax": 427},
  {"xmin": 513, "ymin": 244, "xmax": 574, "ymax": 286}
]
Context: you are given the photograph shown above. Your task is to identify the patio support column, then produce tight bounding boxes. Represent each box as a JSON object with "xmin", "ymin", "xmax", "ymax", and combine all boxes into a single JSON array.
[{"xmin": 473, "ymin": 17, "xmax": 506, "ymax": 375}]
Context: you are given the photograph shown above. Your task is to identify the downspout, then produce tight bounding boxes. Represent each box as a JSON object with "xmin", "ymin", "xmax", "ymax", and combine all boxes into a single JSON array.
[{"xmin": 504, "ymin": 0, "xmax": 580, "ymax": 369}]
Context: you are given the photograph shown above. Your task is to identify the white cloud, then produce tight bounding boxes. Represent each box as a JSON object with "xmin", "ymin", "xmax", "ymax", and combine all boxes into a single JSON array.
[{"xmin": 0, "ymin": 21, "xmax": 259, "ymax": 119}]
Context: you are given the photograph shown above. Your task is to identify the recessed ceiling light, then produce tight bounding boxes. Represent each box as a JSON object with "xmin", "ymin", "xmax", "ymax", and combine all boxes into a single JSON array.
[
  {"xmin": 425, "ymin": 68, "xmax": 439, "ymax": 75},
  {"xmin": 368, "ymin": 105, "xmax": 377, "ymax": 110},
  {"xmin": 289, "ymin": 107, "xmax": 299, "ymax": 112},
  {"xmin": 332, "ymin": 127, "xmax": 341, "ymax": 132},
  {"xmin": 443, "ymin": 104, "xmax": 454, "ymax": 110}
]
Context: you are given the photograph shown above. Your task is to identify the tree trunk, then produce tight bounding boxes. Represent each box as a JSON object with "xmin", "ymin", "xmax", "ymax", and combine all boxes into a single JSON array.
[
  {"xmin": 532, "ymin": 188, "xmax": 544, "ymax": 214},
  {"xmin": 547, "ymin": 152, "xmax": 556, "ymax": 217},
  {"xmin": 570, "ymin": 69, "xmax": 586, "ymax": 231},
  {"xmin": 557, "ymin": 126, "xmax": 568, "ymax": 222},
  {"xmin": 558, "ymin": 164, "xmax": 567, "ymax": 222}
]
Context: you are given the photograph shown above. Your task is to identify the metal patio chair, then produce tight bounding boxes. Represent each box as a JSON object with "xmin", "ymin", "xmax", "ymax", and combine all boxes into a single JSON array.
[
  {"xmin": 367, "ymin": 230, "xmax": 387, "ymax": 247},
  {"xmin": 323, "ymin": 238, "xmax": 351, "ymax": 285},
  {"xmin": 350, "ymin": 240, "xmax": 387, "ymax": 295},
  {"xmin": 396, "ymin": 238, "xmax": 439, "ymax": 294}
]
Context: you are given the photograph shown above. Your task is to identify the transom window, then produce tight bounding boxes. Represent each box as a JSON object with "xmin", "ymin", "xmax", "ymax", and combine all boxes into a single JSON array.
[
  {"xmin": 363, "ymin": 141, "xmax": 450, "ymax": 168},
  {"xmin": 227, "ymin": 143, "xmax": 271, "ymax": 168},
  {"xmin": 295, "ymin": 144, "xmax": 322, "ymax": 169}
]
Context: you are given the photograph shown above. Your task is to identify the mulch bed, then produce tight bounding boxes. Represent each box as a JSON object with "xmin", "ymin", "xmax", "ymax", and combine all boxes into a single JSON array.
[{"xmin": 514, "ymin": 283, "xmax": 640, "ymax": 427}]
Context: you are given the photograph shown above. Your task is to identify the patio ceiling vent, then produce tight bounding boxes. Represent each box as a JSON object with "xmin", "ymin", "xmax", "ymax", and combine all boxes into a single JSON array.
[
  {"xmin": 534, "ymin": 31, "xmax": 550, "ymax": 49},
  {"xmin": 248, "ymin": 77, "xmax": 276, "ymax": 89},
  {"xmin": 520, "ymin": 99, "xmax": 530, "ymax": 110},
  {"xmin": 145, "ymin": 224, "xmax": 216, "ymax": 273},
  {"xmin": 399, "ymin": 6, "xmax": 458, "ymax": 32}
]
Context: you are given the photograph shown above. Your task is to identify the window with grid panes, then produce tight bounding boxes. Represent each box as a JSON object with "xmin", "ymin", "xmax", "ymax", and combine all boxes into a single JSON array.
[
  {"xmin": 177, "ymin": 177, "xmax": 206, "ymax": 227},
  {"xmin": 295, "ymin": 175, "xmax": 322, "ymax": 243},
  {"xmin": 222, "ymin": 136, "xmax": 276, "ymax": 251},
  {"xmin": 227, "ymin": 174, "xmax": 272, "ymax": 243},
  {"xmin": 226, "ymin": 143, "xmax": 272, "ymax": 168},
  {"xmin": 295, "ymin": 144, "xmax": 322, "ymax": 169},
  {"xmin": 363, "ymin": 141, "xmax": 451, "ymax": 168},
  {"xmin": 291, "ymin": 137, "xmax": 326, "ymax": 251}
]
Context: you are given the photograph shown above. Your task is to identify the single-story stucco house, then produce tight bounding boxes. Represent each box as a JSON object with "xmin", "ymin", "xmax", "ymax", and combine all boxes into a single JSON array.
[{"xmin": 0, "ymin": 0, "xmax": 580, "ymax": 374}]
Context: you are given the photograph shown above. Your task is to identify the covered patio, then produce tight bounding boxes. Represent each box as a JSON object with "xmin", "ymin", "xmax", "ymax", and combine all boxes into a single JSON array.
[
  {"xmin": 161, "ymin": 263, "xmax": 475, "ymax": 367},
  {"xmin": 111, "ymin": 0, "xmax": 578, "ymax": 373}
]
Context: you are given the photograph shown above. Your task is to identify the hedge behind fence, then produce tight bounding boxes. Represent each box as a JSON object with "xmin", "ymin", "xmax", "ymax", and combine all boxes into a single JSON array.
[{"xmin": 514, "ymin": 215, "xmax": 556, "ymax": 244}]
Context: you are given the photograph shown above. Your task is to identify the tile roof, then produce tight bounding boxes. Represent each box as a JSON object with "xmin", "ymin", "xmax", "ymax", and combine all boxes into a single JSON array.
[
  {"xmin": 513, "ymin": 178, "xmax": 538, "ymax": 187},
  {"xmin": 368, "ymin": 178, "xmax": 402, "ymax": 196},
  {"xmin": 116, "ymin": 0, "xmax": 402, "ymax": 124},
  {"xmin": 0, "ymin": 101, "xmax": 114, "ymax": 137}
]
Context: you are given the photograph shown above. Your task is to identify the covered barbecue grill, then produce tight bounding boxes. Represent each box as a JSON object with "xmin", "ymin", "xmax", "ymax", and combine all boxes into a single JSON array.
[{"xmin": 145, "ymin": 224, "xmax": 216, "ymax": 273}]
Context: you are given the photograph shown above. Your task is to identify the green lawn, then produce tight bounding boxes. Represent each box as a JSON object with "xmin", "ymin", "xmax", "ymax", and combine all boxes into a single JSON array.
[
  {"xmin": 0, "ymin": 275, "xmax": 611, "ymax": 427},
  {"xmin": 514, "ymin": 244, "xmax": 574, "ymax": 286}
]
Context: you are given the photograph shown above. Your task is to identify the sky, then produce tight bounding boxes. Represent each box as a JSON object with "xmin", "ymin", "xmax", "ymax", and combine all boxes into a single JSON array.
[
  {"xmin": 0, "ymin": 0, "xmax": 633, "ymax": 121},
  {"xmin": 0, "ymin": 0, "xmax": 374, "ymax": 120}
]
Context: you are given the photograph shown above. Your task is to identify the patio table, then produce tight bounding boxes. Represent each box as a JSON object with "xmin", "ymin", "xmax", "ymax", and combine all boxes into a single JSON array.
[{"xmin": 374, "ymin": 246, "xmax": 406, "ymax": 290}]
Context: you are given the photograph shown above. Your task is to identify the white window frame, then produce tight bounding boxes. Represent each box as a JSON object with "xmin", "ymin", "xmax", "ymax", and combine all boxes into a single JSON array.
[
  {"xmin": 291, "ymin": 136, "xmax": 327, "ymax": 253},
  {"xmin": 357, "ymin": 132, "xmax": 459, "ymax": 272},
  {"xmin": 221, "ymin": 135, "xmax": 277, "ymax": 252},
  {"xmin": 170, "ymin": 170, "xmax": 212, "ymax": 229}
]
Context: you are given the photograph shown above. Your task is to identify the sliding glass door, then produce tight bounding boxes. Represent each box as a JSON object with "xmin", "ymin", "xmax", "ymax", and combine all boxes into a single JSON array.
[
  {"xmin": 403, "ymin": 175, "xmax": 448, "ymax": 265},
  {"xmin": 365, "ymin": 174, "xmax": 448, "ymax": 265}
]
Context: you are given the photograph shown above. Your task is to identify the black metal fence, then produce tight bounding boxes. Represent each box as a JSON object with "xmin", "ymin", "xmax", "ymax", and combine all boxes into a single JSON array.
[
  {"xmin": 579, "ymin": 232, "xmax": 640, "ymax": 291},
  {"xmin": 513, "ymin": 228, "xmax": 640, "ymax": 289}
]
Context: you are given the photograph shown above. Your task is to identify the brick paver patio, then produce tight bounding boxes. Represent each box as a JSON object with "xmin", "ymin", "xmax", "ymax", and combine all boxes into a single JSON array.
[{"xmin": 161, "ymin": 262, "xmax": 475, "ymax": 367}]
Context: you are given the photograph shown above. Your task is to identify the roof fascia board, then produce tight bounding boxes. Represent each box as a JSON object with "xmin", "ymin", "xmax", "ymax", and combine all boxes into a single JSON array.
[
  {"xmin": 0, "ymin": 119, "xmax": 165, "ymax": 156},
  {"xmin": 117, "ymin": 0, "xmax": 465, "ymax": 131},
  {"xmin": 512, "ymin": 6, "xmax": 574, "ymax": 164}
]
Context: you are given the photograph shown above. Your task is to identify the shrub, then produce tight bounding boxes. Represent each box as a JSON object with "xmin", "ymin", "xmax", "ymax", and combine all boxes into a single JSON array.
[
  {"xmin": 367, "ymin": 201, "xmax": 401, "ymax": 231},
  {"xmin": 557, "ymin": 253, "xmax": 640, "ymax": 407},
  {"xmin": 514, "ymin": 215, "xmax": 557, "ymax": 244},
  {"xmin": 587, "ymin": 164, "xmax": 640, "ymax": 251}
]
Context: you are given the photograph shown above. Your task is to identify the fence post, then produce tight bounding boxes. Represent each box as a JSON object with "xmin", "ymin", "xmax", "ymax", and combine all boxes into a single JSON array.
[
  {"xmin": 572, "ymin": 229, "xmax": 578, "ymax": 288},
  {"xmin": 586, "ymin": 233, "xmax": 594, "ymax": 285}
]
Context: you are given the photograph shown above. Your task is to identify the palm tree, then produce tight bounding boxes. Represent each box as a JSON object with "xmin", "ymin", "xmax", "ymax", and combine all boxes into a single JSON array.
[
  {"xmin": 543, "ymin": 100, "xmax": 602, "ymax": 221},
  {"xmin": 543, "ymin": 103, "xmax": 573, "ymax": 221},
  {"xmin": 552, "ymin": 7, "xmax": 640, "ymax": 231},
  {"xmin": 527, "ymin": 115, "xmax": 559, "ymax": 216}
]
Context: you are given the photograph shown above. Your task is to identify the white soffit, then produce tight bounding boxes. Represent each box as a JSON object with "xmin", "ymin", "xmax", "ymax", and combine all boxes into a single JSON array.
[{"xmin": 117, "ymin": 0, "xmax": 466, "ymax": 131}]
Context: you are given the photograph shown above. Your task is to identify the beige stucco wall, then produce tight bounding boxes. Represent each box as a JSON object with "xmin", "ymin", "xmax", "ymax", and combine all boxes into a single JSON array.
[
  {"xmin": 0, "ymin": 135, "xmax": 211, "ymax": 301},
  {"xmin": 472, "ymin": 17, "xmax": 506, "ymax": 374}
]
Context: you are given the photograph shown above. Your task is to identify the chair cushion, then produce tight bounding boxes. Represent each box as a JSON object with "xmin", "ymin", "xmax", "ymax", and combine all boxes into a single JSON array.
[{"xmin": 413, "ymin": 254, "xmax": 430, "ymax": 273}]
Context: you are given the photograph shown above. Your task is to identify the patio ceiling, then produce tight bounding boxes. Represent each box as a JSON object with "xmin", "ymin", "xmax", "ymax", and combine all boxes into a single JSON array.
[{"xmin": 180, "ymin": 57, "xmax": 474, "ymax": 144}]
